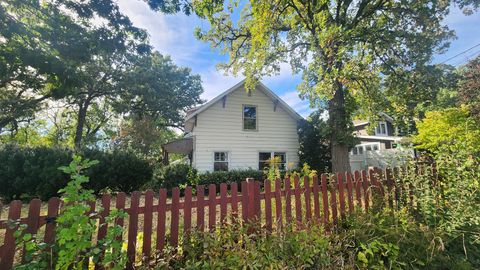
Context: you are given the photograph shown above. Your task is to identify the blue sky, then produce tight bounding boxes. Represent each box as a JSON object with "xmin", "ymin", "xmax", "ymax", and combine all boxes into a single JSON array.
[{"xmin": 117, "ymin": 1, "xmax": 480, "ymax": 117}]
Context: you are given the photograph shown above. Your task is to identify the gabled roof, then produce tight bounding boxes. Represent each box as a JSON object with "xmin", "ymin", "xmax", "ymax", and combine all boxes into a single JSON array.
[
  {"xmin": 353, "ymin": 112, "xmax": 394, "ymax": 127},
  {"xmin": 185, "ymin": 79, "xmax": 304, "ymax": 122}
]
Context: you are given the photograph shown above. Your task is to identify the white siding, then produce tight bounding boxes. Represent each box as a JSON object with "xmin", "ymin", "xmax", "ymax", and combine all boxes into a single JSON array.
[{"xmin": 192, "ymin": 85, "xmax": 300, "ymax": 172}]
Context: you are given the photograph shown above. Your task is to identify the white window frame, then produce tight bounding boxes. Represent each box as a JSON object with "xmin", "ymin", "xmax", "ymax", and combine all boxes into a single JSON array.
[
  {"xmin": 258, "ymin": 151, "xmax": 287, "ymax": 171},
  {"xmin": 375, "ymin": 121, "xmax": 388, "ymax": 136},
  {"xmin": 242, "ymin": 104, "xmax": 258, "ymax": 131},
  {"xmin": 350, "ymin": 143, "xmax": 381, "ymax": 155},
  {"xmin": 213, "ymin": 151, "xmax": 229, "ymax": 171}
]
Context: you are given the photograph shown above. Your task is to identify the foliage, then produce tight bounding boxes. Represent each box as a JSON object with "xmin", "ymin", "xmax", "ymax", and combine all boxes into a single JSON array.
[
  {"xmin": 148, "ymin": 221, "xmax": 335, "ymax": 269},
  {"xmin": 150, "ymin": 164, "xmax": 264, "ymax": 190},
  {"xmin": 0, "ymin": 144, "xmax": 152, "ymax": 202},
  {"xmin": 412, "ymin": 107, "xmax": 480, "ymax": 155},
  {"xmin": 458, "ymin": 55, "xmax": 480, "ymax": 122},
  {"xmin": 339, "ymin": 208, "xmax": 480, "ymax": 269},
  {"xmin": 149, "ymin": 163, "xmax": 198, "ymax": 191},
  {"xmin": 382, "ymin": 64, "xmax": 460, "ymax": 134},
  {"xmin": 198, "ymin": 169, "xmax": 264, "ymax": 186},
  {"xmin": 113, "ymin": 116, "xmax": 178, "ymax": 162},
  {"xmin": 263, "ymin": 156, "xmax": 282, "ymax": 182},
  {"xmin": 0, "ymin": 0, "xmax": 203, "ymax": 153},
  {"xmin": 298, "ymin": 110, "xmax": 333, "ymax": 173},
  {"xmin": 12, "ymin": 155, "xmax": 127, "ymax": 269},
  {"xmin": 192, "ymin": 0, "xmax": 479, "ymax": 172}
]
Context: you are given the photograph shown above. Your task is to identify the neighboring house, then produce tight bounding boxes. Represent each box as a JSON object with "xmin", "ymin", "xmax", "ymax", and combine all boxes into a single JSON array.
[
  {"xmin": 350, "ymin": 113, "xmax": 409, "ymax": 171},
  {"xmin": 162, "ymin": 80, "xmax": 303, "ymax": 172}
]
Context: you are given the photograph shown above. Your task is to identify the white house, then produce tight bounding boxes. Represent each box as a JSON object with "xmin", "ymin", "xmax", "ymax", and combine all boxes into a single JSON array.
[
  {"xmin": 162, "ymin": 80, "xmax": 303, "ymax": 172},
  {"xmin": 349, "ymin": 113, "xmax": 411, "ymax": 171}
]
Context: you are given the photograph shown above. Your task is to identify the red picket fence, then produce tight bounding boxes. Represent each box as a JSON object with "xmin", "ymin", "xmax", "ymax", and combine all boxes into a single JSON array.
[{"xmin": 0, "ymin": 168, "xmax": 403, "ymax": 269}]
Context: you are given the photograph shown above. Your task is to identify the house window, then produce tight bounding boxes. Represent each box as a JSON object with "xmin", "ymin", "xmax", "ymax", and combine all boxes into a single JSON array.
[
  {"xmin": 258, "ymin": 152, "xmax": 286, "ymax": 170},
  {"xmin": 243, "ymin": 105, "xmax": 257, "ymax": 130},
  {"xmin": 351, "ymin": 143, "xmax": 380, "ymax": 155},
  {"xmin": 214, "ymin": 152, "xmax": 228, "ymax": 171},
  {"xmin": 375, "ymin": 121, "xmax": 388, "ymax": 135}
]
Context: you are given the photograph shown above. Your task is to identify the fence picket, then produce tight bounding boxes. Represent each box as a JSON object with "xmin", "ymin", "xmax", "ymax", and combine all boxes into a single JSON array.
[
  {"xmin": 241, "ymin": 181, "xmax": 248, "ymax": 223},
  {"xmin": 0, "ymin": 200, "xmax": 21, "ymax": 270},
  {"xmin": 337, "ymin": 173, "xmax": 346, "ymax": 219},
  {"xmin": 385, "ymin": 168, "xmax": 394, "ymax": 208},
  {"xmin": 354, "ymin": 171, "xmax": 362, "ymax": 208},
  {"xmin": 255, "ymin": 181, "xmax": 261, "ymax": 221},
  {"xmin": 285, "ymin": 177, "xmax": 292, "ymax": 223},
  {"xmin": 304, "ymin": 176, "xmax": 312, "ymax": 221},
  {"xmin": 361, "ymin": 170, "xmax": 370, "ymax": 212},
  {"xmin": 208, "ymin": 184, "xmax": 216, "ymax": 230},
  {"xmin": 274, "ymin": 179, "xmax": 283, "ymax": 229},
  {"xmin": 156, "ymin": 189, "xmax": 167, "ymax": 252},
  {"xmin": 346, "ymin": 173, "xmax": 354, "ymax": 214},
  {"xmin": 220, "ymin": 183, "xmax": 228, "ymax": 223},
  {"xmin": 126, "ymin": 191, "xmax": 140, "ymax": 270},
  {"xmin": 143, "ymin": 190, "xmax": 154, "ymax": 259},
  {"xmin": 95, "ymin": 194, "xmax": 111, "ymax": 269},
  {"xmin": 321, "ymin": 174, "xmax": 329, "ymax": 226},
  {"xmin": 184, "ymin": 186, "xmax": 193, "ymax": 233},
  {"xmin": 44, "ymin": 197, "xmax": 60, "ymax": 244},
  {"xmin": 312, "ymin": 176, "xmax": 321, "ymax": 222},
  {"xmin": 115, "ymin": 193, "xmax": 126, "ymax": 244},
  {"xmin": 196, "ymin": 185, "xmax": 205, "ymax": 232},
  {"xmin": 247, "ymin": 180, "xmax": 256, "ymax": 221},
  {"xmin": 230, "ymin": 183, "xmax": 239, "ymax": 221},
  {"xmin": 330, "ymin": 175, "xmax": 338, "ymax": 225},
  {"xmin": 264, "ymin": 180, "xmax": 272, "ymax": 231},
  {"xmin": 294, "ymin": 176, "xmax": 302, "ymax": 225},
  {"xmin": 23, "ymin": 199, "xmax": 41, "ymax": 263},
  {"xmin": 170, "ymin": 188, "xmax": 180, "ymax": 246}
]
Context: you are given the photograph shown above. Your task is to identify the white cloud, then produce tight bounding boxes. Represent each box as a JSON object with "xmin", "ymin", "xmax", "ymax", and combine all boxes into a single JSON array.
[
  {"xmin": 280, "ymin": 91, "xmax": 312, "ymax": 118},
  {"xmin": 198, "ymin": 67, "xmax": 241, "ymax": 101}
]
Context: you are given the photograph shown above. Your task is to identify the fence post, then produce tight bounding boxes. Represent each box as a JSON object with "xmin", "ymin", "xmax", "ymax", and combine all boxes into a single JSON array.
[
  {"xmin": 0, "ymin": 200, "xmax": 22, "ymax": 270},
  {"xmin": 246, "ymin": 178, "xmax": 256, "ymax": 221}
]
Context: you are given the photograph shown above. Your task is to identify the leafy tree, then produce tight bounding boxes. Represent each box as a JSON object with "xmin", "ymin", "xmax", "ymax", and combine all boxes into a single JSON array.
[
  {"xmin": 117, "ymin": 52, "xmax": 203, "ymax": 129},
  {"xmin": 382, "ymin": 64, "xmax": 460, "ymax": 134},
  {"xmin": 114, "ymin": 116, "xmax": 178, "ymax": 162},
  {"xmin": 458, "ymin": 55, "xmax": 480, "ymax": 122},
  {"xmin": 298, "ymin": 110, "xmax": 332, "ymax": 173},
  {"xmin": 412, "ymin": 106, "xmax": 480, "ymax": 155},
  {"xmin": 189, "ymin": 0, "xmax": 478, "ymax": 172},
  {"xmin": 0, "ymin": 0, "xmax": 83, "ymax": 132}
]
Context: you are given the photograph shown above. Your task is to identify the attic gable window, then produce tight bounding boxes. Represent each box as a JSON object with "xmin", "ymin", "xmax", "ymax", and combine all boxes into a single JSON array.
[
  {"xmin": 375, "ymin": 121, "xmax": 388, "ymax": 136},
  {"xmin": 243, "ymin": 105, "xmax": 257, "ymax": 130}
]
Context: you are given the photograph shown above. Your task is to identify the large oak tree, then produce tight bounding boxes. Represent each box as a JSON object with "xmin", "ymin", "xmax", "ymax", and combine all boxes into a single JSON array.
[{"xmin": 163, "ymin": 0, "xmax": 478, "ymax": 172}]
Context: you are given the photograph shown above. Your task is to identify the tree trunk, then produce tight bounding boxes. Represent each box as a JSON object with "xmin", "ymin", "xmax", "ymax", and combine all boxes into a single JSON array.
[
  {"xmin": 74, "ymin": 99, "xmax": 89, "ymax": 151},
  {"xmin": 328, "ymin": 81, "xmax": 351, "ymax": 173}
]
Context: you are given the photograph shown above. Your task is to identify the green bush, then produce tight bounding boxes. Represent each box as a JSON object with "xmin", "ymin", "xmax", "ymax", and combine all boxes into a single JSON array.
[
  {"xmin": 150, "ymin": 222, "xmax": 335, "ymax": 269},
  {"xmin": 0, "ymin": 144, "xmax": 153, "ymax": 202},
  {"xmin": 150, "ymin": 163, "xmax": 198, "ymax": 190},
  {"xmin": 12, "ymin": 155, "xmax": 127, "ymax": 269},
  {"xmin": 148, "ymin": 165, "xmax": 264, "ymax": 191},
  {"xmin": 197, "ymin": 169, "xmax": 264, "ymax": 186}
]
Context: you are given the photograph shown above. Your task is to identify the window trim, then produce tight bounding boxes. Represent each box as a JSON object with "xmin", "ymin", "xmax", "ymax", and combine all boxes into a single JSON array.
[
  {"xmin": 242, "ymin": 104, "xmax": 258, "ymax": 131},
  {"xmin": 213, "ymin": 151, "xmax": 229, "ymax": 172},
  {"xmin": 350, "ymin": 143, "xmax": 381, "ymax": 155},
  {"xmin": 375, "ymin": 121, "xmax": 388, "ymax": 136},
  {"xmin": 258, "ymin": 151, "xmax": 287, "ymax": 171}
]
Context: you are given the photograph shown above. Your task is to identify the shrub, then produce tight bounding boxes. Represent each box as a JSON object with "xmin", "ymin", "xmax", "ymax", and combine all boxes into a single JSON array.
[
  {"xmin": 197, "ymin": 169, "xmax": 263, "ymax": 186},
  {"xmin": 0, "ymin": 144, "xmax": 153, "ymax": 202},
  {"xmin": 412, "ymin": 107, "xmax": 480, "ymax": 155},
  {"xmin": 150, "ymin": 163, "xmax": 198, "ymax": 190},
  {"xmin": 12, "ymin": 155, "xmax": 127, "ymax": 269},
  {"xmin": 150, "ymin": 222, "xmax": 335, "ymax": 269}
]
